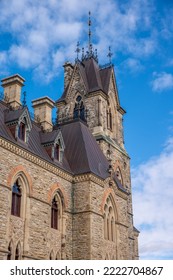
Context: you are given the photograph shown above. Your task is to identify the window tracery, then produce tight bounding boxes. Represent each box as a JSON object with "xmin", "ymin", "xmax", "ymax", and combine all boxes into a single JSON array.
[{"xmin": 104, "ymin": 195, "xmax": 117, "ymax": 242}]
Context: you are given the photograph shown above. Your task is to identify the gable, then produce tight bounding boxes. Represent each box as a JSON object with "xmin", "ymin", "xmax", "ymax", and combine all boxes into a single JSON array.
[{"xmin": 65, "ymin": 64, "xmax": 87, "ymax": 102}]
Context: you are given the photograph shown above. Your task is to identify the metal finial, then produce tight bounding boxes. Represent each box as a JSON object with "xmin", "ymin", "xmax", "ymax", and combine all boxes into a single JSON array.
[
  {"xmin": 107, "ymin": 46, "xmax": 113, "ymax": 64},
  {"xmin": 22, "ymin": 91, "xmax": 26, "ymax": 107},
  {"xmin": 82, "ymin": 47, "xmax": 85, "ymax": 60},
  {"xmin": 88, "ymin": 11, "xmax": 92, "ymax": 55},
  {"xmin": 75, "ymin": 41, "xmax": 80, "ymax": 61}
]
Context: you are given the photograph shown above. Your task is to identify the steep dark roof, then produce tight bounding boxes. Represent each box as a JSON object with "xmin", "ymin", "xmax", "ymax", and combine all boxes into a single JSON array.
[
  {"xmin": 0, "ymin": 101, "xmax": 71, "ymax": 173},
  {"xmin": 57, "ymin": 58, "xmax": 113, "ymax": 103},
  {"xmin": 4, "ymin": 107, "xmax": 26, "ymax": 124},
  {"xmin": 40, "ymin": 129, "xmax": 61, "ymax": 145},
  {"xmin": 61, "ymin": 120, "xmax": 109, "ymax": 178},
  {"xmin": 0, "ymin": 101, "xmax": 110, "ymax": 179}
]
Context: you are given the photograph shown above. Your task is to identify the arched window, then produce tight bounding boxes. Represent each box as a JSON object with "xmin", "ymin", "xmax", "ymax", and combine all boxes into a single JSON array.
[
  {"xmin": 54, "ymin": 143, "xmax": 60, "ymax": 161},
  {"xmin": 51, "ymin": 191, "xmax": 64, "ymax": 231},
  {"xmin": 104, "ymin": 195, "xmax": 117, "ymax": 242},
  {"xmin": 116, "ymin": 167, "xmax": 123, "ymax": 185},
  {"xmin": 56, "ymin": 252, "xmax": 61, "ymax": 260},
  {"xmin": 7, "ymin": 241, "xmax": 12, "ymax": 260},
  {"xmin": 11, "ymin": 180, "xmax": 21, "ymax": 217},
  {"xmin": 49, "ymin": 250, "xmax": 54, "ymax": 260},
  {"xmin": 18, "ymin": 121, "xmax": 26, "ymax": 141},
  {"xmin": 107, "ymin": 108, "xmax": 112, "ymax": 130},
  {"xmin": 51, "ymin": 197, "xmax": 59, "ymax": 229},
  {"xmin": 111, "ymin": 217, "xmax": 114, "ymax": 242},
  {"xmin": 73, "ymin": 95, "xmax": 85, "ymax": 121},
  {"xmin": 109, "ymin": 110, "xmax": 112, "ymax": 130},
  {"xmin": 15, "ymin": 243, "xmax": 20, "ymax": 260}
]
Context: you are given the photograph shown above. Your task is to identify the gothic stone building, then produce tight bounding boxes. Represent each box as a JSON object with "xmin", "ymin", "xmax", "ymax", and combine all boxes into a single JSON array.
[{"xmin": 0, "ymin": 53, "xmax": 139, "ymax": 260}]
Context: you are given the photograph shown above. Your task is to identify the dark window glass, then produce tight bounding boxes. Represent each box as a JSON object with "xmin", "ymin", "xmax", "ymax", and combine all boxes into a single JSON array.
[
  {"xmin": 51, "ymin": 197, "xmax": 58, "ymax": 229},
  {"xmin": 15, "ymin": 244, "xmax": 19, "ymax": 260},
  {"xmin": 109, "ymin": 112, "xmax": 112, "ymax": 130},
  {"xmin": 7, "ymin": 243, "xmax": 12, "ymax": 260},
  {"xmin": 18, "ymin": 122, "xmax": 25, "ymax": 141},
  {"xmin": 76, "ymin": 95, "xmax": 82, "ymax": 102},
  {"xmin": 107, "ymin": 110, "xmax": 109, "ymax": 128},
  {"xmin": 11, "ymin": 180, "xmax": 21, "ymax": 217},
  {"xmin": 54, "ymin": 144, "xmax": 60, "ymax": 161}
]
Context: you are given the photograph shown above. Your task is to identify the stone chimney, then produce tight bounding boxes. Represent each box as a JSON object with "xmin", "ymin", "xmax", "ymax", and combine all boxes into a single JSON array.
[
  {"xmin": 32, "ymin": 96, "xmax": 55, "ymax": 131},
  {"xmin": 63, "ymin": 62, "xmax": 74, "ymax": 89},
  {"xmin": 1, "ymin": 74, "xmax": 25, "ymax": 109}
]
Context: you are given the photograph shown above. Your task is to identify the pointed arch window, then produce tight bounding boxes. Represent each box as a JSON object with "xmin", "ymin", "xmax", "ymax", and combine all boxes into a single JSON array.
[
  {"xmin": 49, "ymin": 250, "xmax": 54, "ymax": 260},
  {"xmin": 109, "ymin": 111, "xmax": 112, "ymax": 130},
  {"xmin": 18, "ymin": 121, "xmax": 26, "ymax": 141},
  {"xmin": 54, "ymin": 143, "xmax": 60, "ymax": 161},
  {"xmin": 73, "ymin": 95, "xmax": 85, "ymax": 121},
  {"xmin": 104, "ymin": 195, "xmax": 117, "ymax": 242},
  {"xmin": 15, "ymin": 243, "xmax": 20, "ymax": 260},
  {"xmin": 7, "ymin": 242, "xmax": 12, "ymax": 260},
  {"xmin": 11, "ymin": 180, "xmax": 21, "ymax": 217},
  {"xmin": 51, "ymin": 197, "xmax": 59, "ymax": 229},
  {"xmin": 116, "ymin": 167, "xmax": 123, "ymax": 185},
  {"xmin": 107, "ymin": 108, "xmax": 112, "ymax": 130},
  {"xmin": 56, "ymin": 252, "xmax": 61, "ymax": 260}
]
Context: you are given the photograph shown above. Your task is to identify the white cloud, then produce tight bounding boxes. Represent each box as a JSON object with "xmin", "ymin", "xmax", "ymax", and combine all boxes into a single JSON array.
[
  {"xmin": 0, "ymin": 0, "xmax": 158, "ymax": 81},
  {"xmin": 122, "ymin": 58, "xmax": 144, "ymax": 73},
  {"xmin": 0, "ymin": 51, "xmax": 9, "ymax": 76},
  {"xmin": 132, "ymin": 137, "xmax": 173, "ymax": 259},
  {"xmin": 151, "ymin": 72, "xmax": 173, "ymax": 92}
]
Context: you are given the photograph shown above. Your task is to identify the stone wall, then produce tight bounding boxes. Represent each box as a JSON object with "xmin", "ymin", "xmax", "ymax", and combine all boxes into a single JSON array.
[
  {"xmin": 0, "ymin": 136, "xmax": 138, "ymax": 260},
  {"xmin": 0, "ymin": 144, "xmax": 73, "ymax": 260}
]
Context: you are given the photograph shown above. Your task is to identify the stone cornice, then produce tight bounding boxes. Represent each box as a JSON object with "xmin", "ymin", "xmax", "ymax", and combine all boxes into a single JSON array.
[
  {"xmin": 0, "ymin": 136, "xmax": 73, "ymax": 182},
  {"xmin": 95, "ymin": 134, "xmax": 130, "ymax": 158},
  {"xmin": 73, "ymin": 173, "xmax": 104, "ymax": 187},
  {"xmin": 85, "ymin": 90, "xmax": 107, "ymax": 100}
]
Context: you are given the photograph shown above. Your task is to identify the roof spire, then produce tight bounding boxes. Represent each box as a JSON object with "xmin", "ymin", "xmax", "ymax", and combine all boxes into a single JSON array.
[
  {"xmin": 75, "ymin": 41, "xmax": 80, "ymax": 61},
  {"xmin": 88, "ymin": 11, "xmax": 92, "ymax": 56},
  {"xmin": 82, "ymin": 47, "xmax": 85, "ymax": 60},
  {"xmin": 107, "ymin": 46, "xmax": 113, "ymax": 65}
]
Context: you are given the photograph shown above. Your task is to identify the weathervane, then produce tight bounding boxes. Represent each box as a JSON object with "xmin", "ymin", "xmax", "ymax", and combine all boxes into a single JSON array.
[
  {"xmin": 75, "ymin": 41, "xmax": 80, "ymax": 61},
  {"xmin": 107, "ymin": 46, "xmax": 113, "ymax": 64}
]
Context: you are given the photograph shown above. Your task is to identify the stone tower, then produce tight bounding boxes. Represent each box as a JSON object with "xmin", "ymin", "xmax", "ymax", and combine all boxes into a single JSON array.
[{"xmin": 56, "ymin": 48, "xmax": 139, "ymax": 258}]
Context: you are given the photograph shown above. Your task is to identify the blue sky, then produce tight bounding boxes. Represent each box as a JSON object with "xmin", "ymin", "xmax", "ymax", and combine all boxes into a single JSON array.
[{"xmin": 0, "ymin": 0, "xmax": 173, "ymax": 260}]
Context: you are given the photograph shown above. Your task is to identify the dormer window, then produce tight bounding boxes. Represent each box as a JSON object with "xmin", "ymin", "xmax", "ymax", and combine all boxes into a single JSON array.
[
  {"xmin": 41, "ymin": 130, "xmax": 65, "ymax": 163},
  {"xmin": 5, "ymin": 107, "xmax": 32, "ymax": 143},
  {"xmin": 18, "ymin": 122, "xmax": 26, "ymax": 141},
  {"xmin": 54, "ymin": 143, "xmax": 60, "ymax": 161}
]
